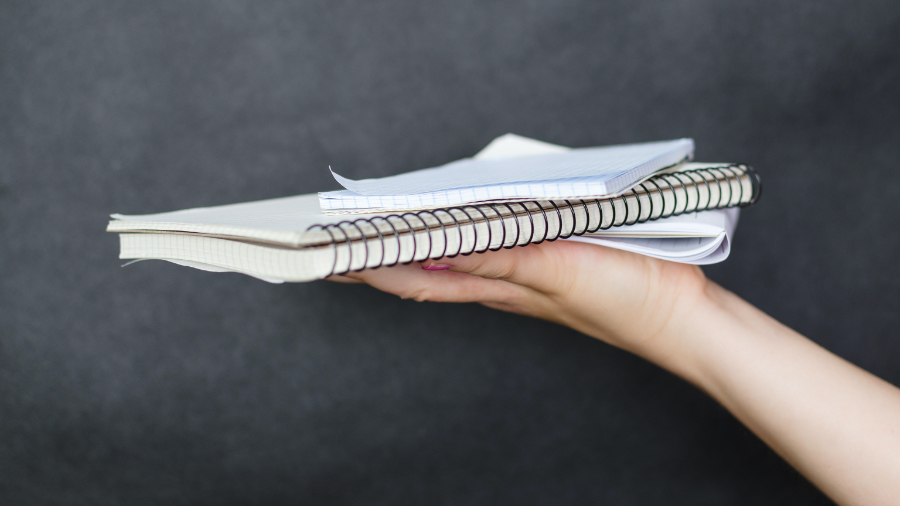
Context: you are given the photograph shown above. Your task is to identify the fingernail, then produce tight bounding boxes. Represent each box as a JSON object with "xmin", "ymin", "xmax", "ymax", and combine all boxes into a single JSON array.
[{"xmin": 421, "ymin": 262, "xmax": 452, "ymax": 271}]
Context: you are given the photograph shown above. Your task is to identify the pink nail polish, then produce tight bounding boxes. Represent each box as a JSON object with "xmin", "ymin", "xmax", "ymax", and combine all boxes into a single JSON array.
[{"xmin": 422, "ymin": 262, "xmax": 452, "ymax": 271}]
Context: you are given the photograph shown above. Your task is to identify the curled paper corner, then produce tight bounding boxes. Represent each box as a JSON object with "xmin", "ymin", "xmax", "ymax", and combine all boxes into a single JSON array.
[{"xmin": 328, "ymin": 165, "xmax": 357, "ymax": 191}]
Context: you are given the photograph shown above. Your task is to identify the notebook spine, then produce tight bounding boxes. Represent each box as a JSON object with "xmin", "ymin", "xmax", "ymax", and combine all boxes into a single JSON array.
[{"xmin": 307, "ymin": 165, "xmax": 761, "ymax": 277}]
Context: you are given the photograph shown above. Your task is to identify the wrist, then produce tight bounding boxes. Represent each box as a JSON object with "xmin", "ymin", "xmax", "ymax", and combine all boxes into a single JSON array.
[
  {"xmin": 628, "ymin": 277, "xmax": 737, "ymax": 387},
  {"xmin": 650, "ymin": 279, "xmax": 799, "ymax": 395}
]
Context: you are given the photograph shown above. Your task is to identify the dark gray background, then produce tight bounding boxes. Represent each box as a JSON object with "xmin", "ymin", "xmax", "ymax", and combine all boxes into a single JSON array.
[{"xmin": 2, "ymin": 1, "xmax": 898, "ymax": 504}]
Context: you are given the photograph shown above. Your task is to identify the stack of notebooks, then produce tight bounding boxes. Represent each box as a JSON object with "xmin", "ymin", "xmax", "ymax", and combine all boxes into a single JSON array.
[{"xmin": 107, "ymin": 134, "xmax": 761, "ymax": 283}]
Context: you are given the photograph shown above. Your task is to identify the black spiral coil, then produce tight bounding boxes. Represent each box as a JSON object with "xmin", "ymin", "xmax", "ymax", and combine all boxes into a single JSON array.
[{"xmin": 306, "ymin": 164, "xmax": 761, "ymax": 277}]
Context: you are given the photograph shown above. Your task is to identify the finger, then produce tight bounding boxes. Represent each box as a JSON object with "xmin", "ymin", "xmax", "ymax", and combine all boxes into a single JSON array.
[
  {"xmin": 345, "ymin": 263, "xmax": 537, "ymax": 305},
  {"xmin": 325, "ymin": 274, "xmax": 365, "ymax": 284},
  {"xmin": 418, "ymin": 241, "xmax": 588, "ymax": 295}
]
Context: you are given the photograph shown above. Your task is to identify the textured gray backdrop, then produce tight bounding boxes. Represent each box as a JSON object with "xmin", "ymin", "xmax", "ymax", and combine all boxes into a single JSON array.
[{"xmin": 2, "ymin": 1, "xmax": 899, "ymax": 504}]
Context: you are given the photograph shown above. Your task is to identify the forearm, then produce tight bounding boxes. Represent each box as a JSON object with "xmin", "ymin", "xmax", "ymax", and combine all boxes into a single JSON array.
[
  {"xmin": 348, "ymin": 244, "xmax": 900, "ymax": 503},
  {"xmin": 655, "ymin": 281, "xmax": 900, "ymax": 506}
]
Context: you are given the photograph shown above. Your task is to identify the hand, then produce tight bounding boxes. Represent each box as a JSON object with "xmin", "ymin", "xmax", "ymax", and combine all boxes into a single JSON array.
[
  {"xmin": 338, "ymin": 242, "xmax": 900, "ymax": 506},
  {"xmin": 339, "ymin": 241, "xmax": 710, "ymax": 368}
]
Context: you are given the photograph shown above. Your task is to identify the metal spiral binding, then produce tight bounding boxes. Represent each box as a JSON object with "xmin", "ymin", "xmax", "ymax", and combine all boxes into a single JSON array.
[{"xmin": 307, "ymin": 165, "xmax": 761, "ymax": 277}]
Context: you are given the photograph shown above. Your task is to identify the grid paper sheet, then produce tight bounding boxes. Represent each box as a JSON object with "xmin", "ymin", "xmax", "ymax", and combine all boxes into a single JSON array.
[{"xmin": 321, "ymin": 138, "xmax": 693, "ymax": 210}]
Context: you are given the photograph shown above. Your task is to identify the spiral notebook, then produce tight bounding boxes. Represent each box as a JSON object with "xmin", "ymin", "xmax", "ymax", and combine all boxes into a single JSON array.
[{"xmin": 107, "ymin": 136, "xmax": 760, "ymax": 283}]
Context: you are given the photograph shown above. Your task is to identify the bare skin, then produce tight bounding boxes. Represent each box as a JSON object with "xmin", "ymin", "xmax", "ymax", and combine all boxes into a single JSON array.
[{"xmin": 334, "ymin": 241, "xmax": 900, "ymax": 506}]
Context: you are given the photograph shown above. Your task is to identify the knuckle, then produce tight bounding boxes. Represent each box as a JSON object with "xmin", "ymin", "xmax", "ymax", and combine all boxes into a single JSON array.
[
  {"xmin": 412, "ymin": 289, "xmax": 432, "ymax": 302},
  {"xmin": 493, "ymin": 260, "xmax": 517, "ymax": 280},
  {"xmin": 469, "ymin": 256, "xmax": 516, "ymax": 281},
  {"xmin": 400, "ymin": 287, "xmax": 433, "ymax": 302}
]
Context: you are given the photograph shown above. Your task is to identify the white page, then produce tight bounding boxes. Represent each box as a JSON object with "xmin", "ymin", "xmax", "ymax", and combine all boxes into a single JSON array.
[
  {"xmin": 584, "ymin": 208, "xmax": 728, "ymax": 237},
  {"xmin": 166, "ymin": 259, "xmax": 287, "ymax": 284},
  {"xmin": 471, "ymin": 133, "xmax": 570, "ymax": 159},
  {"xmin": 328, "ymin": 138, "xmax": 693, "ymax": 197},
  {"xmin": 565, "ymin": 207, "xmax": 739, "ymax": 264}
]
